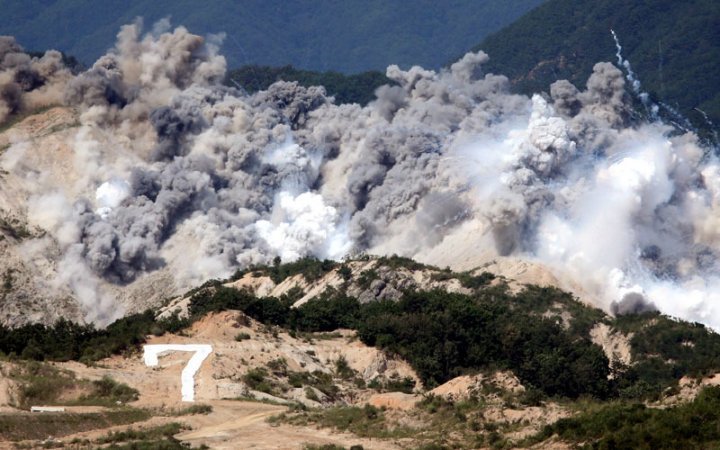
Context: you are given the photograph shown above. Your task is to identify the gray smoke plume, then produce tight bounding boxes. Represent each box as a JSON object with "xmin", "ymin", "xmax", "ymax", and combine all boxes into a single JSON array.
[
  {"xmin": 4, "ymin": 21, "xmax": 720, "ymax": 331},
  {"xmin": 0, "ymin": 36, "xmax": 70, "ymax": 123}
]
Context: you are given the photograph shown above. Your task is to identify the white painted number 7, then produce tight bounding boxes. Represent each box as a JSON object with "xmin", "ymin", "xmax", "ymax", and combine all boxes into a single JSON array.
[{"xmin": 143, "ymin": 344, "xmax": 213, "ymax": 402}]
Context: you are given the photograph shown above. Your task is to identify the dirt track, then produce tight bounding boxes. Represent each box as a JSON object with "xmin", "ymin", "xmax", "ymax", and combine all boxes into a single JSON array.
[{"xmin": 174, "ymin": 400, "xmax": 400, "ymax": 449}]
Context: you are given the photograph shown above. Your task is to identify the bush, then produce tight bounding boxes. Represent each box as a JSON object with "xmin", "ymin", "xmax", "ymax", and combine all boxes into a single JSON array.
[
  {"xmin": 235, "ymin": 332, "xmax": 251, "ymax": 341},
  {"xmin": 334, "ymin": 356, "xmax": 355, "ymax": 379},
  {"xmin": 338, "ymin": 265, "xmax": 353, "ymax": 281},
  {"xmin": 189, "ymin": 286, "xmax": 290, "ymax": 326},
  {"xmin": 242, "ymin": 368, "xmax": 277, "ymax": 394},
  {"xmin": 171, "ymin": 404, "xmax": 212, "ymax": 416},
  {"xmin": 97, "ymin": 422, "xmax": 186, "ymax": 443},
  {"xmin": 85, "ymin": 376, "xmax": 139, "ymax": 404},
  {"xmin": 292, "ymin": 292, "xmax": 360, "ymax": 332},
  {"xmin": 15, "ymin": 362, "xmax": 76, "ymax": 407},
  {"xmin": 384, "ymin": 376, "xmax": 415, "ymax": 394}
]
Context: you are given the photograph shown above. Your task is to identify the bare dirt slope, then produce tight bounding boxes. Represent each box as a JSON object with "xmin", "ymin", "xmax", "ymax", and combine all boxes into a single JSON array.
[{"xmin": 0, "ymin": 107, "xmax": 181, "ymax": 326}]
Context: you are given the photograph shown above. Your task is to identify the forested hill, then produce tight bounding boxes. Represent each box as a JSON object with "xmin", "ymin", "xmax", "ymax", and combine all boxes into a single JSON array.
[
  {"xmin": 472, "ymin": 0, "xmax": 720, "ymax": 134},
  {"xmin": 225, "ymin": 66, "xmax": 392, "ymax": 105},
  {"xmin": 0, "ymin": 0, "xmax": 545, "ymax": 73}
]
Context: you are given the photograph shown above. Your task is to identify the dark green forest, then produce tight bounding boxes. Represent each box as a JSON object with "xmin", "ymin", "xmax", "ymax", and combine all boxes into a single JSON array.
[
  {"xmin": 473, "ymin": 0, "xmax": 720, "ymax": 135},
  {"xmin": 474, "ymin": 0, "xmax": 720, "ymax": 135},
  {"xmin": 0, "ymin": 0, "xmax": 544, "ymax": 73},
  {"xmin": 225, "ymin": 66, "xmax": 392, "ymax": 105}
]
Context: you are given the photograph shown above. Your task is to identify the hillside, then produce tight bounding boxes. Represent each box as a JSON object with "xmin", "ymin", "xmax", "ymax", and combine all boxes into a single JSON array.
[
  {"xmin": 473, "ymin": 0, "xmax": 720, "ymax": 135},
  {"xmin": 225, "ymin": 66, "xmax": 393, "ymax": 105},
  {"xmin": 0, "ymin": 0, "xmax": 545, "ymax": 73},
  {"xmin": 2, "ymin": 257, "xmax": 720, "ymax": 448}
]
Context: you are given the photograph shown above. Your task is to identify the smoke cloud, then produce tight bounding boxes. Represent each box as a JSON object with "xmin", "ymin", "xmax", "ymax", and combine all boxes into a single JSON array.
[
  {"xmin": 2, "ymin": 21, "xmax": 720, "ymax": 330},
  {"xmin": 0, "ymin": 36, "xmax": 71, "ymax": 123}
]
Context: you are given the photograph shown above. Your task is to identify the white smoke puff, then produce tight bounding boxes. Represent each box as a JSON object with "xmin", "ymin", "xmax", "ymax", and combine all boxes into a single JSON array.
[
  {"xmin": 523, "ymin": 95, "xmax": 577, "ymax": 176},
  {"xmin": 27, "ymin": 192, "xmax": 81, "ymax": 246},
  {"xmin": 490, "ymin": 95, "xmax": 578, "ymax": 182},
  {"xmin": 161, "ymin": 214, "xmax": 236, "ymax": 287},
  {"xmin": 534, "ymin": 128, "xmax": 677, "ymax": 311},
  {"xmin": 72, "ymin": 126, "xmax": 105, "ymax": 181},
  {"xmin": 255, "ymin": 191, "xmax": 350, "ymax": 262},
  {"xmin": 95, "ymin": 179, "xmax": 130, "ymax": 218},
  {"xmin": 262, "ymin": 140, "xmax": 322, "ymax": 192},
  {"xmin": 645, "ymin": 277, "xmax": 720, "ymax": 330},
  {"xmin": 54, "ymin": 245, "xmax": 121, "ymax": 325},
  {"xmin": 0, "ymin": 140, "xmax": 28, "ymax": 172}
]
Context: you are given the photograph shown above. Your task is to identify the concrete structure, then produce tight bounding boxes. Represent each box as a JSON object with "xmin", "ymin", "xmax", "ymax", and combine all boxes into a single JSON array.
[{"xmin": 31, "ymin": 406, "xmax": 66, "ymax": 412}]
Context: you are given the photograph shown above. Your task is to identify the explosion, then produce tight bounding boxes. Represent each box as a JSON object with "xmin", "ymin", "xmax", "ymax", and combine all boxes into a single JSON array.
[{"xmin": 1, "ymin": 21, "xmax": 719, "ymax": 329}]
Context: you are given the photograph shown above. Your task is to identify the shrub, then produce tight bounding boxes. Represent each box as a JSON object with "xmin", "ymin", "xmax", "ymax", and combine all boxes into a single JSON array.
[
  {"xmin": 170, "ymin": 404, "xmax": 213, "ymax": 416},
  {"xmin": 85, "ymin": 376, "xmax": 139, "ymax": 404},
  {"xmin": 14, "ymin": 362, "xmax": 76, "ymax": 407},
  {"xmin": 305, "ymin": 387, "xmax": 320, "ymax": 402},
  {"xmin": 267, "ymin": 358, "xmax": 288, "ymax": 376},
  {"xmin": 338, "ymin": 265, "xmax": 353, "ymax": 281},
  {"xmin": 242, "ymin": 367, "xmax": 279, "ymax": 394},
  {"xmin": 357, "ymin": 269, "xmax": 378, "ymax": 289},
  {"xmin": 384, "ymin": 376, "xmax": 415, "ymax": 394},
  {"xmin": 235, "ymin": 332, "xmax": 251, "ymax": 341},
  {"xmin": 334, "ymin": 356, "xmax": 355, "ymax": 379}
]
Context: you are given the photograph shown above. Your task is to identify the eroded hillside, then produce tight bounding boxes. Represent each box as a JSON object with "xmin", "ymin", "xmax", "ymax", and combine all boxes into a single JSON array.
[{"xmin": 0, "ymin": 257, "xmax": 719, "ymax": 448}]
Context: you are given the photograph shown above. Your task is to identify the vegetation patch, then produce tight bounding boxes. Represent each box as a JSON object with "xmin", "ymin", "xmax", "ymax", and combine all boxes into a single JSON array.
[
  {"xmin": 235, "ymin": 332, "xmax": 251, "ymax": 341},
  {"xmin": 0, "ymin": 310, "xmax": 189, "ymax": 364},
  {"xmin": 287, "ymin": 370, "xmax": 340, "ymax": 400},
  {"xmin": 612, "ymin": 312, "xmax": 720, "ymax": 399},
  {"xmin": 274, "ymin": 404, "xmax": 412, "ymax": 439},
  {"xmin": 374, "ymin": 255, "xmax": 430, "ymax": 271},
  {"xmin": 430, "ymin": 269, "xmax": 496, "ymax": 289},
  {"xmin": 367, "ymin": 374, "xmax": 415, "ymax": 394},
  {"xmin": 530, "ymin": 386, "xmax": 720, "ymax": 449},
  {"xmin": 243, "ymin": 367, "xmax": 275, "ymax": 394},
  {"xmin": 165, "ymin": 403, "xmax": 213, "ymax": 416},
  {"xmin": 96, "ymin": 422, "xmax": 187, "ymax": 444},
  {"xmin": 11, "ymin": 362, "xmax": 77, "ymax": 408},
  {"xmin": 0, "ymin": 212, "xmax": 34, "ymax": 241},
  {"xmin": 9, "ymin": 362, "xmax": 139, "ymax": 408},
  {"xmin": 70, "ymin": 376, "xmax": 139, "ymax": 406},
  {"xmin": 0, "ymin": 408, "xmax": 150, "ymax": 441}
]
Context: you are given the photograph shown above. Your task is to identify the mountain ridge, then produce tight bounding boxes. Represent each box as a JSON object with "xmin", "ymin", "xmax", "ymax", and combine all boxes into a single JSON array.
[
  {"xmin": 0, "ymin": 0, "xmax": 545, "ymax": 73},
  {"xmin": 472, "ymin": 0, "xmax": 720, "ymax": 135}
]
